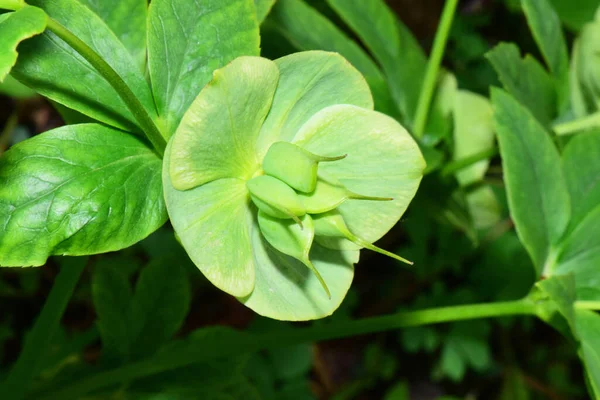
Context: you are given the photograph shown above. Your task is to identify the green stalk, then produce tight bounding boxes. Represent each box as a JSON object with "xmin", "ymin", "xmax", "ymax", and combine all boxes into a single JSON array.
[
  {"xmin": 32, "ymin": 299, "xmax": 536, "ymax": 400},
  {"xmin": 413, "ymin": 0, "xmax": 459, "ymax": 138},
  {"xmin": 553, "ymin": 112, "xmax": 600, "ymax": 136},
  {"xmin": 45, "ymin": 18, "xmax": 166, "ymax": 156},
  {"xmin": 2, "ymin": 257, "xmax": 87, "ymax": 400},
  {"xmin": 441, "ymin": 147, "xmax": 499, "ymax": 177}
]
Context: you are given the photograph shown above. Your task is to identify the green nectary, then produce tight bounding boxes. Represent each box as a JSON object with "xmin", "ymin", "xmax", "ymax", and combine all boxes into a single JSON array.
[{"xmin": 163, "ymin": 52, "xmax": 425, "ymax": 321}]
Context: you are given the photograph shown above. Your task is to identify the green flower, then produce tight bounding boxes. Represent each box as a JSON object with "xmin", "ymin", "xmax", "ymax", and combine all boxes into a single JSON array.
[{"xmin": 163, "ymin": 51, "xmax": 425, "ymax": 321}]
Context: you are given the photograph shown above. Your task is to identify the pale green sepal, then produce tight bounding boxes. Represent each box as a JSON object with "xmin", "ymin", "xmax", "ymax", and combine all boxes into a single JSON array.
[
  {"xmin": 257, "ymin": 212, "xmax": 330, "ymax": 297},
  {"xmin": 262, "ymin": 141, "xmax": 346, "ymax": 193},
  {"xmin": 298, "ymin": 174, "xmax": 392, "ymax": 214},
  {"xmin": 247, "ymin": 175, "xmax": 306, "ymax": 220},
  {"xmin": 241, "ymin": 225, "xmax": 357, "ymax": 321},
  {"xmin": 163, "ymin": 141, "xmax": 255, "ymax": 298},
  {"xmin": 0, "ymin": 6, "xmax": 47, "ymax": 82},
  {"xmin": 294, "ymin": 104, "xmax": 425, "ymax": 245},
  {"xmin": 313, "ymin": 210, "xmax": 413, "ymax": 265},
  {"xmin": 256, "ymin": 51, "xmax": 373, "ymax": 157},
  {"xmin": 170, "ymin": 56, "xmax": 279, "ymax": 190}
]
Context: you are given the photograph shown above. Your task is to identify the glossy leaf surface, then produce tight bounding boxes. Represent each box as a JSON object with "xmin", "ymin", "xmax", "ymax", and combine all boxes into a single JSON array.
[
  {"xmin": 0, "ymin": 6, "xmax": 47, "ymax": 82},
  {"xmin": 148, "ymin": 0, "xmax": 260, "ymax": 136},
  {"xmin": 0, "ymin": 124, "xmax": 166, "ymax": 267},
  {"xmin": 12, "ymin": 0, "xmax": 156, "ymax": 133}
]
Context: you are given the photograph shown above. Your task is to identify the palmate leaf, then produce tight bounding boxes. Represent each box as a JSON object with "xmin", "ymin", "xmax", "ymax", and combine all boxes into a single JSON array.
[
  {"xmin": 0, "ymin": 124, "xmax": 166, "ymax": 267},
  {"xmin": 164, "ymin": 53, "xmax": 423, "ymax": 320},
  {"xmin": 0, "ymin": 5, "xmax": 47, "ymax": 82}
]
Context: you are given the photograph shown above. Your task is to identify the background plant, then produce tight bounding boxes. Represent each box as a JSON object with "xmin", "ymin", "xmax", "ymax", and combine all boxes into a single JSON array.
[{"xmin": 1, "ymin": 0, "xmax": 600, "ymax": 399}]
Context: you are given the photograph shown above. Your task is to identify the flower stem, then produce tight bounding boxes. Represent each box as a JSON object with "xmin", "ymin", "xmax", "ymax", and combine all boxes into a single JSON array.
[
  {"xmin": 45, "ymin": 18, "xmax": 166, "ymax": 156},
  {"xmin": 31, "ymin": 299, "xmax": 536, "ymax": 400},
  {"xmin": 441, "ymin": 147, "xmax": 499, "ymax": 177},
  {"xmin": 2, "ymin": 257, "xmax": 87, "ymax": 400},
  {"xmin": 413, "ymin": 0, "xmax": 459, "ymax": 138},
  {"xmin": 553, "ymin": 112, "xmax": 600, "ymax": 136}
]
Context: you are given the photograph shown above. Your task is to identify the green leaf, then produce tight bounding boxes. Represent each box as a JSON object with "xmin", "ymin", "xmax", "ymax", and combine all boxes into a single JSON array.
[
  {"xmin": 79, "ymin": 0, "xmax": 147, "ymax": 69},
  {"xmin": 572, "ymin": 13, "xmax": 600, "ymax": 113},
  {"xmin": 549, "ymin": 0, "xmax": 600, "ymax": 31},
  {"xmin": 0, "ymin": 124, "xmax": 166, "ymax": 267},
  {"xmin": 92, "ymin": 263, "xmax": 133, "ymax": 361},
  {"xmin": 269, "ymin": 0, "xmax": 395, "ymax": 115},
  {"xmin": 12, "ymin": 0, "xmax": 156, "ymax": 132},
  {"xmin": 521, "ymin": 0, "xmax": 569, "ymax": 111},
  {"xmin": 326, "ymin": 0, "xmax": 427, "ymax": 125},
  {"xmin": 169, "ymin": 57, "xmax": 278, "ymax": 190},
  {"xmin": 256, "ymin": 51, "xmax": 373, "ymax": 156},
  {"xmin": 535, "ymin": 274, "xmax": 578, "ymax": 332},
  {"xmin": 500, "ymin": 369, "xmax": 531, "ymax": 400},
  {"xmin": 294, "ymin": 104, "xmax": 425, "ymax": 247},
  {"xmin": 492, "ymin": 89, "xmax": 570, "ymax": 273},
  {"xmin": 576, "ymin": 310, "xmax": 600, "ymax": 398},
  {"xmin": 254, "ymin": 0, "xmax": 275, "ymax": 23},
  {"xmin": 0, "ymin": 74, "xmax": 36, "ymax": 98},
  {"xmin": 0, "ymin": 6, "xmax": 47, "ymax": 82},
  {"xmin": 147, "ymin": 0, "xmax": 260, "ymax": 137},
  {"xmin": 131, "ymin": 258, "xmax": 191, "ymax": 358},
  {"xmin": 562, "ymin": 131, "xmax": 600, "ymax": 228},
  {"xmin": 486, "ymin": 43, "xmax": 557, "ymax": 126},
  {"xmin": 453, "ymin": 91, "xmax": 495, "ymax": 186}
]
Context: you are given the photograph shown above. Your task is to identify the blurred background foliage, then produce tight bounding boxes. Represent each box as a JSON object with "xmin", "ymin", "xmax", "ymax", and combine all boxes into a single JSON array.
[{"xmin": 1, "ymin": 0, "xmax": 598, "ymax": 399}]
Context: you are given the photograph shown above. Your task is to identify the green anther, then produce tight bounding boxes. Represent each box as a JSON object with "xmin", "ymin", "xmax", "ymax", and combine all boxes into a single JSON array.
[
  {"xmin": 298, "ymin": 175, "xmax": 393, "ymax": 214},
  {"xmin": 258, "ymin": 211, "xmax": 331, "ymax": 298},
  {"xmin": 262, "ymin": 141, "xmax": 346, "ymax": 193},
  {"xmin": 247, "ymin": 175, "xmax": 306, "ymax": 226},
  {"xmin": 313, "ymin": 210, "xmax": 413, "ymax": 266}
]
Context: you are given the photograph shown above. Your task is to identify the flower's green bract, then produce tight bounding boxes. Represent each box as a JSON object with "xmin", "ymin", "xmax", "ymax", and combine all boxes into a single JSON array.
[{"xmin": 164, "ymin": 51, "xmax": 424, "ymax": 320}]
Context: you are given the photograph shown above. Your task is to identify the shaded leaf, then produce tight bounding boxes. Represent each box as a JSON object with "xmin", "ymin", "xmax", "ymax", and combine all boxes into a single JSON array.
[
  {"xmin": 486, "ymin": 43, "xmax": 557, "ymax": 126},
  {"xmin": 492, "ymin": 89, "xmax": 570, "ymax": 273},
  {"xmin": 576, "ymin": 310, "xmax": 600, "ymax": 398}
]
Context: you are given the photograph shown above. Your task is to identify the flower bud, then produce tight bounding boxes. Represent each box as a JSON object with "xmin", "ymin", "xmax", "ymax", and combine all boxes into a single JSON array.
[
  {"xmin": 262, "ymin": 141, "xmax": 346, "ymax": 193},
  {"xmin": 246, "ymin": 175, "xmax": 306, "ymax": 225}
]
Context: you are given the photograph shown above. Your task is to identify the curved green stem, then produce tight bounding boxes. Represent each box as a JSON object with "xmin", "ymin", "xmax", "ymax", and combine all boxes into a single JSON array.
[
  {"xmin": 441, "ymin": 147, "xmax": 499, "ymax": 178},
  {"xmin": 31, "ymin": 299, "xmax": 536, "ymax": 400},
  {"xmin": 553, "ymin": 112, "xmax": 600, "ymax": 136},
  {"xmin": 413, "ymin": 0, "xmax": 459, "ymax": 138},
  {"xmin": 2, "ymin": 257, "xmax": 87, "ymax": 400},
  {"xmin": 45, "ymin": 18, "xmax": 166, "ymax": 156}
]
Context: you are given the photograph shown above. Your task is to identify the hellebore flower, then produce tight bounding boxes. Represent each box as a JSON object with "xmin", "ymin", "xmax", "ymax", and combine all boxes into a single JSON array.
[{"xmin": 163, "ymin": 51, "xmax": 425, "ymax": 321}]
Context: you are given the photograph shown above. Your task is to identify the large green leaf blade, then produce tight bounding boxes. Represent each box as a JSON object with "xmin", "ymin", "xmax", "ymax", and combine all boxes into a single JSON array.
[
  {"xmin": 79, "ymin": 0, "xmax": 147, "ymax": 68},
  {"xmin": 148, "ymin": 0, "xmax": 260, "ymax": 137},
  {"xmin": 12, "ymin": 0, "xmax": 156, "ymax": 133},
  {"xmin": 486, "ymin": 43, "xmax": 557, "ymax": 126},
  {"xmin": 0, "ymin": 6, "xmax": 47, "ymax": 82},
  {"xmin": 326, "ymin": 0, "xmax": 427, "ymax": 125},
  {"xmin": 549, "ymin": 0, "xmax": 600, "ymax": 31},
  {"xmin": 254, "ymin": 0, "xmax": 275, "ymax": 23},
  {"xmin": 256, "ymin": 51, "xmax": 373, "ymax": 157},
  {"xmin": 492, "ymin": 89, "xmax": 570, "ymax": 273},
  {"xmin": 269, "ymin": 0, "xmax": 395, "ymax": 115},
  {"xmin": 521, "ymin": 0, "xmax": 569, "ymax": 110},
  {"xmin": 294, "ymin": 105, "xmax": 425, "ymax": 246},
  {"xmin": 0, "ymin": 124, "xmax": 166, "ymax": 267}
]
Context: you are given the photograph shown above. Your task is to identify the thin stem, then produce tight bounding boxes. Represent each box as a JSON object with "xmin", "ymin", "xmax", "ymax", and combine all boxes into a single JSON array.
[
  {"xmin": 32, "ymin": 299, "xmax": 536, "ymax": 400},
  {"xmin": 45, "ymin": 18, "xmax": 166, "ymax": 156},
  {"xmin": 413, "ymin": 0, "xmax": 459, "ymax": 138},
  {"xmin": 441, "ymin": 147, "xmax": 499, "ymax": 178},
  {"xmin": 553, "ymin": 112, "xmax": 600, "ymax": 136},
  {"xmin": 575, "ymin": 301, "xmax": 600, "ymax": 311},
  {"xmin": 2, "ymin": 257, "xmax": 87, "ymax": 400}
]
